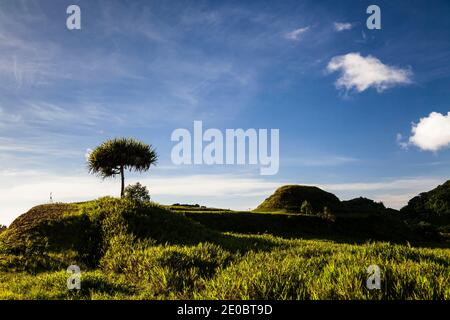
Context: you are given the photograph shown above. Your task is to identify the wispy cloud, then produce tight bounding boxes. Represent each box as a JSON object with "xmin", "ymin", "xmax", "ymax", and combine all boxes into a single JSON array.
[
  {"xmin": 396, "ymin": 133, "xmax": 409, "ymax": 149},
  {"xmin": 284, "ymin": 155, "xmax": 358, "ymax": 167},
  {"xmin": 327, "ymin": 52, "xmax": 412, "ymax": 92},
  {"xmin": 334, "ymin": 22, "xmax": 352, "ymax": 32},
  {"xmin": 0, "ymin": 137, "xmax": 87, "ymax": 164},
  {"xmin": 319, "ymin": 177, "xmax": 443, "ymax": 192},
  {"xmin": 284, "ymin": 26, "xmax": 310, "ymax": 41},
  {"xmin": 0, "ymin": 100, "xmax": 123, "ymax": 132}
]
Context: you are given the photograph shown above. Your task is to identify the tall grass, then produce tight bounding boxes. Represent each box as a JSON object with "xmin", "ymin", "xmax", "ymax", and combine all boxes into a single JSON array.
[{"xmin": 0, "ymin": 198, "xmax": 449, "ymax": 300}]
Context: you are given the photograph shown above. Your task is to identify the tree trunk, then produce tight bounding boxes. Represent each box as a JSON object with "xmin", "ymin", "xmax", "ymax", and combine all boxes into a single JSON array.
[{"xmin": 120, "ymin": 165, "xmax": 125, "ymax": 197}]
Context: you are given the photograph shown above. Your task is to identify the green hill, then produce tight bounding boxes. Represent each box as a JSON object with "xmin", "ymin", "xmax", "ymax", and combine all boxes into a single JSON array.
[
  {"xmin": 401, "ymin": 180, "xmax": 450, "ymax": 216},
  {"xmin": 255, "ymin": 185, "xmax": 400, "ymax": 217},
  {"xmin": 0, "ymin": 197, "xmax": 216, "ymax": 269},
  {"xmin": 254, "ymin": 185, "xmax": 343, "ymax": 214}
]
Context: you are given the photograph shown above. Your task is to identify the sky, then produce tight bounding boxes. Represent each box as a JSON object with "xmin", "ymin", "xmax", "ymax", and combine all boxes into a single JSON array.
[{"xmin": 0, "ymin": 0, "xmax": 450, "ymax": 225}]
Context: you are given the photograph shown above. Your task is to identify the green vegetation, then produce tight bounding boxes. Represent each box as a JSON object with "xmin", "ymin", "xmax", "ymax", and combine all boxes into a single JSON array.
[
  {"xmin": 402, "ymin": 180, "xmax": 450, "ymax": 216},
  {"xmin": 400, "ymin": 180, "xmax": 450, "ymax": 239},
  {"xmin": 124, "ymin": 182, "xmax": 151, "ymax": 202},
  {"xmin": 255, "ymin": 185, "xmax": 343, "ymax": 214},
  {"xmin": 255, "ymin": 185, "xmax": 399, "ymax": 217},
  {"xmin": 87, "ymin": 138, "xmax": 158, "ymax": 197},
  {"xmin": 183, "ymin": 207, "xmax": 439, "ymax": 242},
  {"xmin": 0, "ymin": 197, "xmax": 449, "ymax": 300}
]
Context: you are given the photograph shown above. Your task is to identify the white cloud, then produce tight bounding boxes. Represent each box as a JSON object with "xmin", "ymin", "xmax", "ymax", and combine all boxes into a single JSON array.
[
  {"xmin": 408, "ymin": 112, "xmax": 450, "ymax": 151},
  {"xmin": 284, "ymin": 26, "xmax": 310, "ymax": 41},
  {"xmin": 327, "ymin": 52, "xmax": 412, "ymax": 92},
  {"xmin": 334, "ymin": 22, "xmax": 352, "ymax": 31}
]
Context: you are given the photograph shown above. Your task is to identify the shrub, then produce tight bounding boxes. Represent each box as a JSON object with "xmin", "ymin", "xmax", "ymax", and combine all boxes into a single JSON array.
[{"xmin": 124, "ymin": 182, "xmax": 151, "ymax": 202}]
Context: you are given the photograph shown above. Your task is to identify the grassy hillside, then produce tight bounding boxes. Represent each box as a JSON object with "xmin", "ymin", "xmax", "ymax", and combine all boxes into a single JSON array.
[{"xmin": 0, "ymin": 198, "xmax": 449, "ymax": 300}]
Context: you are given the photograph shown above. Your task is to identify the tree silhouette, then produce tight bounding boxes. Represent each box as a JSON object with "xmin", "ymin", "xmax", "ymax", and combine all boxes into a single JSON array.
[{"xmin": 87, "ymin": 138, "xmax": 158, "ymax": 197}]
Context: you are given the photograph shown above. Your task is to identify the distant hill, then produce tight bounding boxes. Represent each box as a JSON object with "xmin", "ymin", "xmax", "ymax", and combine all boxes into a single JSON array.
[
  {"xmin": 342, "ymin": 197, "xmax": 395, "ymax": 216},
  {"xmin": 254, "ymin": 185, "xmax": 343, "ymax": 214},
  {"xmin": 401, "ymin": 180, "xmax": 450, "ymax": 216}
]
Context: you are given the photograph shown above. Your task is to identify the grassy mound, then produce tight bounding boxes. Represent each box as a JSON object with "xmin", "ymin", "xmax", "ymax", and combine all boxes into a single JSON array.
[
  {"xmin": 0, "ymin": 197, "xmax": 216, "ymax": 270},
  {"xmin": 0, "ymin": 203, "xmax": 98, "ymax": 265},
  {"xmin": 255, "ymin": 185, "xmax": 343, "ymax": 214}
]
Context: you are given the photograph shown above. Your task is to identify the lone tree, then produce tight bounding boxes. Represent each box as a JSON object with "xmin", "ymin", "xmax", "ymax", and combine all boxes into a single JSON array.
[{"xmin": 87, "ymin": 138, "xmax": 158, "ymax": 197}]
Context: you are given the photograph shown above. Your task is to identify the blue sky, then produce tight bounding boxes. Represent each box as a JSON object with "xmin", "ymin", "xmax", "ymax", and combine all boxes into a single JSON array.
[{"xmin": 1, "ymin": 0, "xmax": 450, "ymax": 225}]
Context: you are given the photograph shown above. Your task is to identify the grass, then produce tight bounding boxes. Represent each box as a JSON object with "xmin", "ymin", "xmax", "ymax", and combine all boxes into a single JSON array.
[{"xmin": 0, "ymin": 198, "xmax": 449, "ymax": 300}]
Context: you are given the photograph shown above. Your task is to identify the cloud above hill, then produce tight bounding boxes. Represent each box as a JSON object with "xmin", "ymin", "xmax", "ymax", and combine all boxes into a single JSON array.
[{"xmin": 327, "ymin": 52, "xmax": 412, "ymax": 92}]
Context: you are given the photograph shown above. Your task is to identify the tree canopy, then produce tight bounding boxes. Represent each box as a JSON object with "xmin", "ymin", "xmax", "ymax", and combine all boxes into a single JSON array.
[{"xmin": 87, "ymin": 138, "xmax": 158, "ymax": 197}]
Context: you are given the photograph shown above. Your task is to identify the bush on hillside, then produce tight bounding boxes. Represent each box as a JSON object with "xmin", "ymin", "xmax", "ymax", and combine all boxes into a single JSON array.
[{"xmin": 124, "ymin": 182, "xmax": 151, "ymax": 202}]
